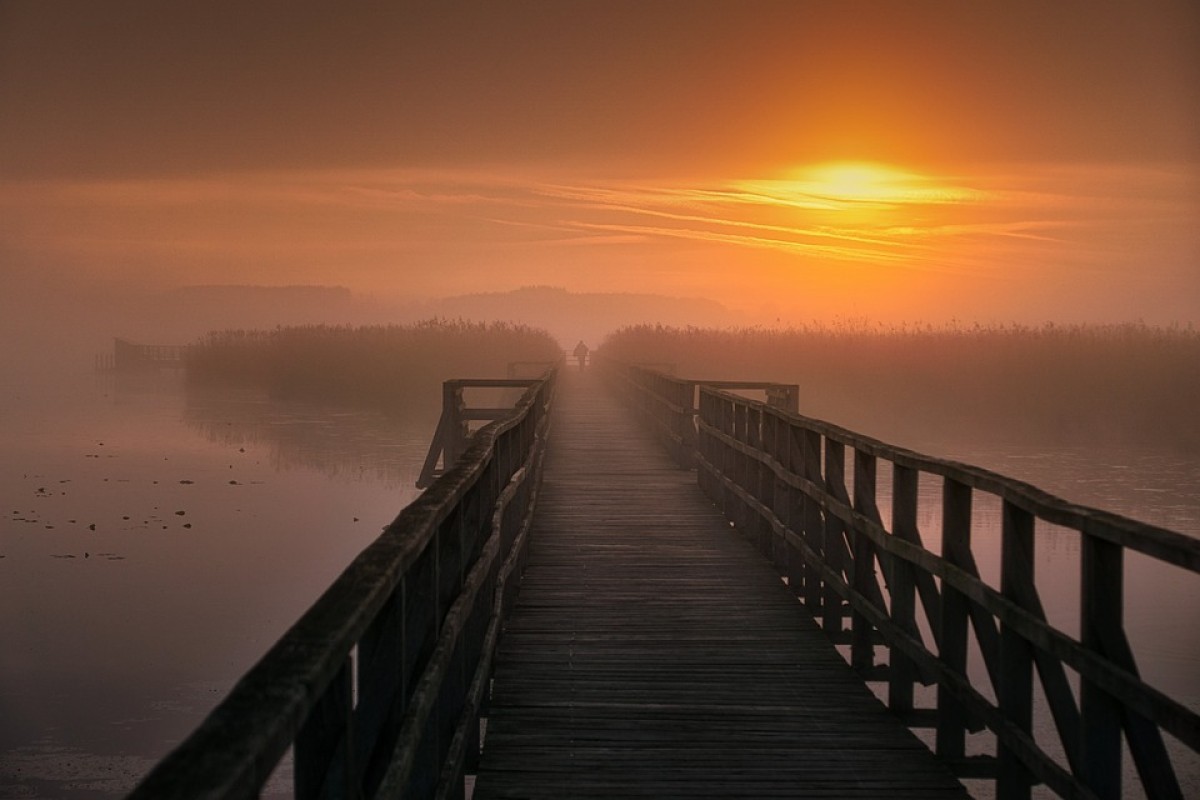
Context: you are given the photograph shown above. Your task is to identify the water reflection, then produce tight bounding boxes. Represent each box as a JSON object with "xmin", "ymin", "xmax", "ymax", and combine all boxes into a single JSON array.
[
  {"xmin": 0, "ymin": 370, "xmax": 436, "ymax": 798},
  {"xmin": 182, "ymin": 386, "xmax": 436, "ymax": 488},
  {"xmin": 5, "ymin": 373, "xmax": 1197, "ymax": 798}
]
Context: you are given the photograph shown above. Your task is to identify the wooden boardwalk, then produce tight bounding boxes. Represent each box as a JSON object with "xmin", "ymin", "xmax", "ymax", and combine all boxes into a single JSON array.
[{"xmin": 474, "ymin": 371, "xmax": 970, "ymax": 799}]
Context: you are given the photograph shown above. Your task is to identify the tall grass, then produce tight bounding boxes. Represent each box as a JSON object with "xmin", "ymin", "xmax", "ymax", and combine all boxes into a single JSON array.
[
  {"xmin": 599, "ymin": 322, "xmax": 1200, "ymax": 454},
  {"xmin": 185, "ymin": 319, "xmax": 562, "ymax": 418}
]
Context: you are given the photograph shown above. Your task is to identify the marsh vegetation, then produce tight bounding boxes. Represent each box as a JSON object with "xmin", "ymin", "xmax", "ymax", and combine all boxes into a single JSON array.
[
  {"xmin": 185, "ymin": 320, "xmax": 562, "ymax": 418},
  {"xmin": 599, "ymin": 322, "xmax": 1200, "ymax": 454}
]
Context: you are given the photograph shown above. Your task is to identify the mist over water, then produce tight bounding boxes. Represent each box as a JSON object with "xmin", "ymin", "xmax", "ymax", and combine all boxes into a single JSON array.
[
  {"xmin": 0, "ymin": 362, "xmax": 429, "ymax": 798},
  {"xmin": 3, "ymin": 2, "xmax": 1197, "ymax": 795},
  {"xmin": 1, "ymin": 286, "xmax": 1198, "ymax": 797}
]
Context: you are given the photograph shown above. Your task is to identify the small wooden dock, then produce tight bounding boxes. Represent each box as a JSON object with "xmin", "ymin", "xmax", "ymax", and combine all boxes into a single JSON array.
[{"xmin": 473, "ymin": 370, "xmax": 968, "ymax": 798}]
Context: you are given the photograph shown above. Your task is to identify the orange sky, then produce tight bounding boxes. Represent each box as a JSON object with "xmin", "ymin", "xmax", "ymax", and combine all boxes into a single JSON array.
[{"xmin": 2, "ymin": 1, "xmax": 1198, "ymax": 324}]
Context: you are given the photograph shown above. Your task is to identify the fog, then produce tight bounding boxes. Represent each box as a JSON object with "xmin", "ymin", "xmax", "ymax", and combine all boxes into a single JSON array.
[
  {"xmin": 2, "ymin": 2, "xmax": 1197, "ymax": 795},
  {"xmin": 0, "ymin": 267, "xmax": 751, "ymax": 387}
]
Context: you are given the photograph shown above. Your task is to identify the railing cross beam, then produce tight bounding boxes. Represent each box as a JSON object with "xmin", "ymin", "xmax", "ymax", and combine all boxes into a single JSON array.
[{"xmin": 605, "ymin": 360, "xmax": 1200, "ymax": 800}]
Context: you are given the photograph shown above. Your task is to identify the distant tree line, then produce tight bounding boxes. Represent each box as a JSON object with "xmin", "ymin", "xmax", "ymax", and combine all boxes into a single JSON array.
[
  {"xmin": 185, "ymin": 319, "xmax": 561, "ymax": 417},
  {"xmin": 598, "ymin": 322, "xmax": 1200, "ymax": 453}
]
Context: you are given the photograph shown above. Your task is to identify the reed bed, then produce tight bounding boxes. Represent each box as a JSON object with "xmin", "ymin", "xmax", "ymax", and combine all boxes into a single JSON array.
[
  {"xmin": 599, "ymin": 322, "xmax": 1200, "ymax": 453},
  {"xmin": 185, "ymin": 320, "xmax": 561, "ymax": 417}
]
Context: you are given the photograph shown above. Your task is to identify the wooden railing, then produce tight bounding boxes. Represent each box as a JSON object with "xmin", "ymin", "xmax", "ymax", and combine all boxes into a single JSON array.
[
  {"xmin": 112, "ymin": 337, "xmax": 190, "ymax": 370},
  {"xmin": 130, "ymin": 371, "xmax": 556, "ymax": 800},
  {"xmin": 600, "ymin": 359, "xmax": 799, "ymax": 468},
  {"xmin": 690, "ymin": 383, "xmax": 1199, "ymax": 800},
  {"xmin": 417, "ymin": 377, "xmax": 548, "ymax": 488}
]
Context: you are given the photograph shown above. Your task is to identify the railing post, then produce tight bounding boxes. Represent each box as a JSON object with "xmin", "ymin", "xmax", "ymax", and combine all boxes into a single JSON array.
[
  {"xmin": 799, "ymin": 427, "xmax": 823, "ymax": 610},
  {"xmin": 746, "ymin": 404, "xmax": 768, "ymax": 556},
  {"xmin": 998, "ymin": 500, "xmax": 1035, "ymax": 800},
  {"xmin": 732, "ymin": 402, "xmax": 749, "ymax": 533},
  {"xmin": 888, "ymin": 464, "xmax": 919, "ymax": 715},
  {"xmin": 402, "ymin": 547, "xmax": 438, "ymax": 794},
  {"xmin": 680, "ymin": 380, "xmax": 697, "ymax": 467},
  {"xmin": 782, "ymin": 422, "xmax": 804, "ymax": 597},
  {"xmin": 762, "ymin": 409, "xmax": 782, "ymax": 568},
  {"xmin": 1080, "ymin": 533, "xmax": 1124, "ymax": 800},
  {"xmin": 936, "ymin": 477, "xmax": 972, "ymax": 761},
  {"xmin": 717, "ymin": 395, "xmax": 735, "ymax": 519},
  {"xmin": 822, "ymin": 439, "xmax": 847, "ymax": 636},
  {"xmin": 295, "ymin": 656, "xmax": 354, "ymax": 800},
  {"xmin": 355, "ymin": 586, "xmax": 407, "ymax": 795},
  {"xmin": 696, "ymin": 388, "xmax": 710, "ymax": 496},
  {"xmin": 850, "ymin": 450, "xmax": 878, "ymax": 672},
  {"xmin": 443, "ymin": 381, "xmax": 469, "ymax": 466},
  {"xmin": 779, "ymin": 384, "xmax": 800, "ymax": 414},
  {"xmin": 766, "ymin": 414, "xmax": 791, "ymax": 590}
]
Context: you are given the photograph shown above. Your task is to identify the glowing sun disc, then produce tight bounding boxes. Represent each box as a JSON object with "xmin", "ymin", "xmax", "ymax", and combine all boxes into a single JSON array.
[{"xmin": 802, "ymin": 162, "xmax": 919, "ymax": 203}]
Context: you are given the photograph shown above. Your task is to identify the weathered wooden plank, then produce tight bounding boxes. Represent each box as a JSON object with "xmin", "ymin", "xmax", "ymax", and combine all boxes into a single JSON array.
[{"xmin": 473, "ymin": 370, "xmax": 968, "ymax": 799}]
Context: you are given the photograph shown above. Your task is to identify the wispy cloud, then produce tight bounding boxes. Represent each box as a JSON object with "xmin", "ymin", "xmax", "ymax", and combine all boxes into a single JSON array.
[{"xmin": 1, "ymin": 161, "xmax": 1195, "ymax": 310}]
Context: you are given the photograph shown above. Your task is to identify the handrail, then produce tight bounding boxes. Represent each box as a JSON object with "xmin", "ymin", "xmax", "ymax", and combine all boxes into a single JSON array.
[
  {"xmin": 599, "ymin": 359, "xmax": 1198, "ymax": 799},
  {"xmin": 130, "ymin": 370, "xmax": 556, "ymax": 800},
  {"xmin": 417, "ymin": 376, "xmax": 549, "ymax": 488},
  {"xmin": 690, "ymin": 381, "xmax": 1197, "ymax": 800},
  {"xmin": 597, "ymin": 357, "xmax": 799, "ymax": 468},
  {"xmin": 112, "ymin": 337, "xmax": 190, "ymax": 370}
]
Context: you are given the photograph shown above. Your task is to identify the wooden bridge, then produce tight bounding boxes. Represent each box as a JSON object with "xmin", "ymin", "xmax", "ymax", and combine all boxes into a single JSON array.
[{"xmin": 131, "ymin": 363, "xmax": 1199, "ymax": 799}]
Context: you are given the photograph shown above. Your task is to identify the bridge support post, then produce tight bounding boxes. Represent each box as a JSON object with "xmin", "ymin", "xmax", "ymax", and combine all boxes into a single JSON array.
[
  {"xmin": 678, "ymin": 380, "xmax": 697, "ymax": 468},
  {"xmin": 782, "ymin": 423, "xmax": 805, "ymax": 598},
  {"xmin": 765, "ymin": 384, "xmax": 799, "ymax": 414},
  {"xmin": 799, "ymin": 429, "xmax": 823, "ymax": 610},
  {"xmin": 888, "ymin": 465, "xmax": 920, "ymax": 715},
  {"xmin": 295, "ymin": 657, "xmax": 355, "ymax": 799},
  {"xmin": 822, "ymin": 441, "xmax": 848, "ymax": 635},
  {"xmin": 1079, "ymin": 536, "xmax": 1123, "ymax": 800},
  {"xmin": 998, "ymin": 501, "xmax": 1035, "ymax": 800},
  {"xmin": 850, "ymin": 451, "xmax": 880, "ymax": 672},
  {"xmin": 443, "ymin": 382, "xmax": 469, "ymax": 466},
  {"xmin": 936, "ymin": 478, "xmax": 973, "ymax": 761},
  {"xmin": 762, "ymin": 409, "xmax": 784, "ymax": 571}
]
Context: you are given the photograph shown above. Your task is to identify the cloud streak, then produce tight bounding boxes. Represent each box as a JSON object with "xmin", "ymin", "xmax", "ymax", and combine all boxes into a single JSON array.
[{"xmin": 1, "ymin": 161, "xmax": 1196, "ymax": 320}]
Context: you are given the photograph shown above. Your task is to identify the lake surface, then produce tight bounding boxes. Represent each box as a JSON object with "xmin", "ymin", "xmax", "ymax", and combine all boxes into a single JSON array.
[
  {"xmin": 0, "ymin": 370, "xmax": 433, "ymax": 798},
  {"xmin": 1, "ymin": 371, "xmax": 1196, "ymax": 798}
]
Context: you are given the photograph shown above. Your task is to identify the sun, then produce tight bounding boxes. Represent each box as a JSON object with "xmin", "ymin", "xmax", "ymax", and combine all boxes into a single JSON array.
[
  {"xmin": 735, "ymin": 162, "xmax": 980, "ymax": 214},
  {"xmin": 787, "ymin": 160, "xmax": 945, "ymax": 206},
  {"xmin": 799, "ymin": 162, "xmax": 923, "ymax": 204}
]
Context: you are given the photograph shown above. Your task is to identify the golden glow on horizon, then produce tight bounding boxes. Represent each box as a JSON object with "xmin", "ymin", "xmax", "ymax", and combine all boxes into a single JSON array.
[
  {"xmin": 737, "ymin": 162, "xmax": 985, "ymax": 213},
  {"xmin": 1, "ymin": 162, "xmax": 1196, "ymax": 324},
  {"xmin": 802, "ymin": 163, "xmax": 911, "ymax": 204}
]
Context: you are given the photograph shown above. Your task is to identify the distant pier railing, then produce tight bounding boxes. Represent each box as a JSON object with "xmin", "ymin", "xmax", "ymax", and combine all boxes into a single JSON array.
[
  {"xmin": 609, "ymin": 362, "xmax": 1199, "ymax": 800},
  {"xmin": 105, "ymin": 337, "xmax": 190, "ymax": 371},
  {"xmin": 417, "ymin": 373, "xmax": 555, "ymax": 488},
  {"xmin": 600, "ymin": 358, "xmax": 799, "ymax": 468},
  {"xmin": 130, "ymin": 371, "xmax": 556, "ymax": 800}
]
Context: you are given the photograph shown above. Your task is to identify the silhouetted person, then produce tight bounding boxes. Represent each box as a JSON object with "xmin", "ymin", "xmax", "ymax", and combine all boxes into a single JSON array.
[{"xmin": 573, "ymin": 340, "xmax": 589, "ymax": 371}]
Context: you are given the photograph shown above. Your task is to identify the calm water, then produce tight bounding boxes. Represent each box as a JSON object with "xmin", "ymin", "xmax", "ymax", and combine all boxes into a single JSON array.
[
  {"xmin": 0, "ymin": 370, "xmax": 432, "ymax": 798},
  {"xmin": 1, "ymin": 372, "xmax": 1196, "ymax": 798}
]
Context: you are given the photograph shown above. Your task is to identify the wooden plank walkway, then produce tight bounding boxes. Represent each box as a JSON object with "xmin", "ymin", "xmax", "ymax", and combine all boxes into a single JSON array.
[{"xmin": 473, "ymin": 370, "xmax": 970, "ymax": 799}]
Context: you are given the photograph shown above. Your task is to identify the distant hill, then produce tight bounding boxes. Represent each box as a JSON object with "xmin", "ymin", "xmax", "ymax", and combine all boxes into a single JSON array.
[
  {"xmin": 427, "ymin": 286, "xmax": 742, "ymax": 347},
  {"xmin": 102, "ymin": 283, "xmax": 741, "ymax": 349},
  {"xmin": 171, "ymin": 284, "xmax": 357, "ymax": 323},
  {"xmin": 145, "ymin": 284, "xmax": 397, "ymax": 341}
]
